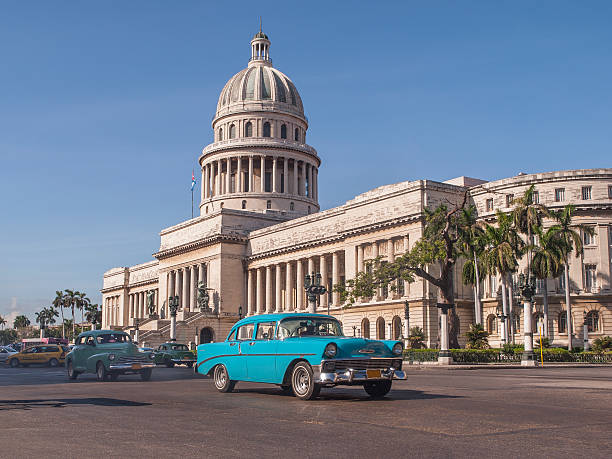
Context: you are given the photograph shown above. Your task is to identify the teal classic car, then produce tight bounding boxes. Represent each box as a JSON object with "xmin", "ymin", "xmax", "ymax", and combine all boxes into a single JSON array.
[
  {"xmin": 154, "ymin": 342, "xmax": 196, "ymax": 367},
  {"xmin": 65, "ymin": 330, "xmax": 156, "ymax": 381},
  {"xmin": 195, "ymin": 313, "xmax": 407, "ymax": 400}
]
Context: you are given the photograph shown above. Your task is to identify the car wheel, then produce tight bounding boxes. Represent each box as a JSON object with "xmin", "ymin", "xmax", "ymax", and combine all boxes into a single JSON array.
[
  {"xmin": 109, "ymin": 373, "xmax": 119, "ymax": 381},
  {"xmin": 364, "ymin": 380, "xmax": 392, "ymax": 399},
  {"xmin": 96, "ymin": 361, "xmax": 108, "ymax": 381},
  {"xmin": 165, "ymin": 360, "xmax": 174, "ymax": 368},
  {"xmin": 140, "ymin": 369, "xmax": 153, "ymax": 381},
  {"xmin": 213, "ymin": 364, "xmax": 235, "ymax": 393},
  {"xmin": 291, "ymin": 362, "xmax": 320, "ymax": 400},
  {"xmin": 9, "ymin": 358, "xmax": 19, "ymax": 368},
  {"xmin": 67, "ymin": 361, "xmax": 79, "ymax": 380},
  {"xmin": 49, "ymin": 358, "xmax": 59, "ymax": 368}
]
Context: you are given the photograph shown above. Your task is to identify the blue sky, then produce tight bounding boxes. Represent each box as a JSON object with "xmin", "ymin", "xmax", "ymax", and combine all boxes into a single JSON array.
[{"xmin": 1, "ymin": 1, "xmax": 611, "ymax": 325}]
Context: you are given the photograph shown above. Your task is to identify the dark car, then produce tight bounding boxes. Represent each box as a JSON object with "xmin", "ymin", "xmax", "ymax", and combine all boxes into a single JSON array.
[{"xmin": 154, "ymin": 342, "xmax": 196, "ymax": 368}]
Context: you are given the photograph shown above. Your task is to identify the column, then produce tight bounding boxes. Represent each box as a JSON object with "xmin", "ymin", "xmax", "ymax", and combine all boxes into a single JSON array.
[
  {"xmin": 215, "ymin": 160, "xmax": 221, "ymax": 196},
  {"xmin": 306, "ymin": 163, "xmax": 311, "ymax": 198},
  {"xmin": 260, "ymin": 156, "xmax": 265, "ymax": 192},
  {"xmin": 236, "ymin": 156, "xmax": 242, "ymax": 192},
  {"xmin": 129, "ymin": 294, "xmax": 134, "ymax": 319},
  {"xmin": 320, "ymin": 254, "xmax": 328, "ymax": 310},
  {"xmin": 275, "ymin": 264, "xmax": 282, "ymax": 312},
  {"xmin": 285, "ymin": 262, "xmax": 293, "ymax": 311},
  {"xmin": 357, "ymin": 244, "xmax": 364, "ymax": 273},
  {"xmin": 182, "ymin": 268, "xmax": 189, "ymax": 310},
  {"xmin": 314, "ymin": 167, "xmax": 318, "ymax": 201},
  {"xmin": 201, "ymin": 167, "xmax": 206, "ymax": 201},
  {"xmin": 293, "ymin": 159, "xmax": 298, "ymax": 195},
  {"xmin": 256, "ymin": 267, "xmax": 263, "ymax": 314},
  {"xmin": 265, "ymin": 265, "xmax": 273, "ymax": 313},
  {"xmin": 296, "ymin": 259, "xmax": 304, "ymax": 310},
  {"xmin": 332, "ymin": 252, "xmax": 340, "ymax": 306},
  {"xmin": 190, "ymin": 266, "xmax": 197, "ymax": 312},
  {"xmin": 283, "ymin": 157, "xmax": 288, "ymax": 194},
  {"xmin": 141, "ymin": 292, "xmax": 146, "ymax": 318},
  {"xmin": 387, "ymin": 239, "xmax": 395, "ymax": 300},
  {"xmin": 248, "ymin": 156, "xmax": 254, "ymax": 192},
  {"xmin": 176, "ymin": 270, "xmax": 182, "ymax": 308},
  {"xmin": 247, "ymin": 269, "xmax": 254, "ymax": 315},
  {"xmin": 308, "ymin": 257, "xmax": 315, "ymax": 277},
  {"xmin": 226, "ymin": 157, "xmax": 231, "ymax": 194},
  {"xmin": 199, "ymin": 263, "xmax": 205, "ymax": 287},
  {"xmin": 272, "ymin": 156, "xmax": 278, "ymax": 193}
]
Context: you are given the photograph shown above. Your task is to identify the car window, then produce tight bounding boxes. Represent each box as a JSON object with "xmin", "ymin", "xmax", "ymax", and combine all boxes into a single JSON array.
[
  {"xmin": 255, "ymin": 322, "xmax": 276, "ymax": 340},
  {"xmin": 85, "ymin": 336, "xmax": 95, "ymax": 346},
  {"xmin": 227, "ymin": 329, "xmax": 236, "ymax": 341},
  {"xmin": 76, "ymin": 336, "xmax": 85, "ymax": 345},
  {"xmin": 278, "ymin": 317, "xmax": 344, "ymax": 338},
  {"xmin": 171, "ymin": 344, "xmax": 188, "ymax": 351},
  {"xmin": 45, "ymin": 346, "xmax": 59, "ymax": 352},
  {"xmin": 0, "ymin": 349, "xmax": 6, "ymax": 354},
  {"xmin": 236, "ymin": 324, "xmax": 255, "ymax": 340},
  {"xmin": 96, "ymin": 333, "xmax": 131, "ymax": 344}
]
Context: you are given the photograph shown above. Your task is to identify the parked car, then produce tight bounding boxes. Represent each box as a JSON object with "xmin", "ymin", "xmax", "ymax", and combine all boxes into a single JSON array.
[
  {"xmin": 195, "ymin": 313, "xmax": 407, "ymax": 400},
  {"xmin": 7, "ymin": 344, "xmax": 67, "ymax": 368},
  {"xmin": 65, "ymin": 330, "xmax": 155, "ymax": 381},
  {"xmin": 0, "ymin": 346, "xmax": 18, "ymax": 364},
  {"xmin": 154, "ymin": 342, "xmax": 196, "ymax": 368}
]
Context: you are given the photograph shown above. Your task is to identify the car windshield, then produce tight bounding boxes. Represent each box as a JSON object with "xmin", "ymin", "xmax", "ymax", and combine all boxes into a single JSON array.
[
  {"xmin": 170, "ymin": 344, "xmax": 188, "ymax": 351},
  {"xmin": 278, "ymin": 317, "xmax": 344, "ymax": 338},
  {"xmin": 96, "ymin": 333, "xmax": 131, "ymax": 344}
]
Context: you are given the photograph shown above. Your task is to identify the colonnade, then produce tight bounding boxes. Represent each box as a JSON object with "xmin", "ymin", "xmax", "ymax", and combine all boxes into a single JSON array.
[
  {"xmin": 201, "ymin": 155, "xmax": 318, "ymax": 201},
  {"xmin": 127, "ymin": 289, "xmax": 159, "ymax": 321},
  {"xmin": 104, "ymin": 295, "xmax": 121, "ymax": 326},
  {"xmin": 165, "ymin": 262, "xmax": 208, "ymax": 316}
]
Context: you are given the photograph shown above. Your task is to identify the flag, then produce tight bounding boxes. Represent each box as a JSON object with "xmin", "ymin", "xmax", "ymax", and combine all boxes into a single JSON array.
[{"xmin": 191, "ymin": 169, "xmax": 196, "ymax": 191}]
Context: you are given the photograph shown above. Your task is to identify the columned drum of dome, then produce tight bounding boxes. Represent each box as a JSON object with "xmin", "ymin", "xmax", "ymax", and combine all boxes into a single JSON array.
[{"xmin": 199, "ymin": 30, "xmax": 320, "ymax": 217}]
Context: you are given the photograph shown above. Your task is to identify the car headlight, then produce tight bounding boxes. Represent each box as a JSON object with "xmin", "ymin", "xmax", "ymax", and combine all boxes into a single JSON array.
[
  {"xmin": 392, "ymin": 343, "xmax": 404, "ymax": 356},
  {"xmin": 108, "ymin": 354, "xmax": 116, "ymax": 361},
  {"xmin": 324, "ymin": 343, "xmax": 337, "ymax": 358},
  {"xmin": 149, "ymin": 352, "xmax": 155, "ymax": 359}
]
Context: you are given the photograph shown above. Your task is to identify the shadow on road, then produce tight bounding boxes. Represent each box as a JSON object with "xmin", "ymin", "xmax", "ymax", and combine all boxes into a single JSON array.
[{"xmin": 0, "ymin": 398, "xmax": 152, "ymax": 411}]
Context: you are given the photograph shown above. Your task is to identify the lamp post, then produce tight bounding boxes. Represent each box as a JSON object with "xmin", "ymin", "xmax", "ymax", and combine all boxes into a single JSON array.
[
  {"xmin": 437, "ymin": 303, "xmax": 453, "ymax": 365},
  {"xmin": 495, "ymin": 304, "xmax": 508, "ymax": 347},
  {"xmin": 403, "ymin": 300, "xmax": 410, "ymax": 344},
  {"xmin": 304, "ymin": 272, "xmax": 327, "ymax": 313},
  {"xmin": 169, "ymin": 295, "xmax": 179, "ymax": 341},
  {"xmin": 352, "ymin": 325, "xmax": 356, "ymax": 337},
  {"xmin": 518, "ymin": 273, "xmax": 536, "ymax": 366},
  {"xmin": 583, "ymin": 311, "xmax": 590, "ymax": 351},
  {"xmin": 134, "ymin": 318, "xmax": 140, "ymax": 344},
  {"xmin": 238, "ymin": 306, "xmax": 243, "ymax": 320}
]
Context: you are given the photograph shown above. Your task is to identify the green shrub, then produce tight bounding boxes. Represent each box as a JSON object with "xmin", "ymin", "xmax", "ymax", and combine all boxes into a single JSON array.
[
  {"xmin": 407, "ymin": 326, "xmax": 426, "ymax": 349},
  {"xmin": 465, "ymin": 324, "xmax": 490, "ymax": 349},
  {"xmin": 592, "ymin": 336, "xmax": 612, "ymax": 353}
]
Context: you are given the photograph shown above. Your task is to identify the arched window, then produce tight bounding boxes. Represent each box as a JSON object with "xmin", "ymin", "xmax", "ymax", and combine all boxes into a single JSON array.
[
  {"xmin": 558, "ymin": 312, "xmax": 567, "ymax": 333},
  {"xmin": 241, "ymin": 200, "xmax": 246, "ymax": 209},
  {"xmin": 294, "ymin": 127, "xmax": 300, "ymax": 142},
  {"xmin": 205, "ymin": 206, "xmax": 208, "ymax": 214},
  {"xmin": 586, "ymin": 310, "xmax": 600, "ymax": 332},
  {"xmin": 229, "ymin": 124, "xmax": 236, "ymax": 139},
  {"xmin": 307, "ymin": 206, "xmax": 311, "ymax": 214},
  {"xmin": 486, "ymin": 314, "xmax": 497, "ymax": 334},
  {"xmin": 361, "ymin": 318, "xmax": 370, "ymax": 339},
  {"xmin": 266, "ymin": 200, "xmax": 271, "ymax": 209},
  {"xmin": 263, "ymin": 122, "xmax": 271, "ymax": 137},
  {"xmin": 218, "ymin": 128, "xmax": 223, "ymax": 141},
  {"xmin": 376, "ymin": 317, "xmax": 386, "ymax": 339},
  {"xmin": 290, "ymin": 202, "xmax": 294, "ymax": 211},
  {"xmin": 281, "ymin": 124, "xmax": 287, "ymax": 139},
  {"xmin": 392, "ymin": 316, "xmax": 402, "ymax": 340},
  {"xmin": 245, "ymin": 121, "xmax": 253, "ymax": 137}
]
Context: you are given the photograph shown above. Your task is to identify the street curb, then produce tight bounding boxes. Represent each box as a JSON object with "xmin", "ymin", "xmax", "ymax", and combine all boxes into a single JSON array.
[{"xmin": 403, "ymin": 362, "xmax": 612, "ymax": 370}]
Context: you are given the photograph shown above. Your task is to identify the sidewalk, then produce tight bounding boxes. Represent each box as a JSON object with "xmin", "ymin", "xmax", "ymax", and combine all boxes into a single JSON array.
[{"xmin": 403, "ymin": 361, "xmax": 612, "ymax": 370}]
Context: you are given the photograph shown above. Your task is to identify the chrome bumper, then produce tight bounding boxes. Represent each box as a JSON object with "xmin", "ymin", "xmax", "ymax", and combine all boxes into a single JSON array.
[
  {"xmin": 109, "ymin": 363, "xmax": 156, "ymax": 370},
  {"xmin": 171, "ymin": 358, "xmax": 195, "ymax": 363},
  {"xmin": 317, "ymin": 368, "xmax": 407, "ymax": 384}
]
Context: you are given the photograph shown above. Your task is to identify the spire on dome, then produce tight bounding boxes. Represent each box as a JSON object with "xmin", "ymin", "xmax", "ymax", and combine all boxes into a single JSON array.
[{"xmin": 250, "ymin": 22, "xmax": 271, "ymax": 65}]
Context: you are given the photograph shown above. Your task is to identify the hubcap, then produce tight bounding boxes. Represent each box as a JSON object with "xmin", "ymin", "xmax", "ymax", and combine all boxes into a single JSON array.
[
  {"xmin": 293, "ymin": 367, "xmax": 310, "ymax": 395},
  {"xmin": 215, "ymin": 366, "xmax": 227, "ymax": 388}
]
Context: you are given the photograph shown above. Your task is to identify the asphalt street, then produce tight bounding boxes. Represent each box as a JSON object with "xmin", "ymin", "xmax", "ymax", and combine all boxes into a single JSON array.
[{"xmin": 1, "ymin": 364, "xmax": 611, "ymax": 458}]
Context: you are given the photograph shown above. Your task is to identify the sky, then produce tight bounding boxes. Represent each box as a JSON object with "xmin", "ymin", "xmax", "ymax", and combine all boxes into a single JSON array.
[{"xmin": 1, "ymin": 1, "xmax": 611, "ymax": 326}]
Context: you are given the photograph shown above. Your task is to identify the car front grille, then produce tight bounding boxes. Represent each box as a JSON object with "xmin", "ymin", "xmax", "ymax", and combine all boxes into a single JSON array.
[
  {"xmin": 116, "ymin": 355, "xmax": 148, "ymax": 364},
  {"xmin": 331, "ymin": 359, "xmax": 400, "ymax": 371}
]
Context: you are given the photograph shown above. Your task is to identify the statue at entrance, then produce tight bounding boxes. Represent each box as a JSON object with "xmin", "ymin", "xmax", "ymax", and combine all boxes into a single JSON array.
[
  {"xmin": 146, "ymin": 289, "xmax": 157, "ymax": 318},
  {"xmin": 197, "ymin": 281, "xmax": 211, "ymax": 312}
]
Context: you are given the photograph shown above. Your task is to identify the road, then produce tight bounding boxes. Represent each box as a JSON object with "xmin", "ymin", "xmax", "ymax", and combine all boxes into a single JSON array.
[{"xmin": 1, "ymin": 364, "xmax": 611, "ymax": 458}]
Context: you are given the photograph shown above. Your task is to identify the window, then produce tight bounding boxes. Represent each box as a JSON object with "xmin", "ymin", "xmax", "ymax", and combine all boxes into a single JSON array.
[
  {"xmin": 281, "ymin": 124, "xmax": 287, "ymax": 139},
  {"xmin": 486, "ymin": 198, "xmax": 494, "ymax": 212},
  {"xmin": 582, "ymin": 186, "xmax": 592, "ymax": 200},
  {"xmin": 585, "ymin": 310, "xmax": 600, "ymax": 332},
  {"xmin": 229, "ymin": 124, "xmax": 236, "ymax": 139},
  {"xmin": 237, "ymin": 323, "xmax": 254, "ymax": 340},
  {"xmin": 277, "ymin": 317, "xmax": 343, "ymax": 338},
  {"xmin": 486, "ymin": 314, "xmax": 497, "ymax": 334},
  {"xmin": 536, "ymin": 278, "xmax": 545, "ymax": 293},
  {"xmin": 307, "ymin": 206, "xmax": 311, "ymax": 214},
  {"xmin": 86, "ymin": 336, "xmax": 95, "ymax": 346},
  {"xmin": 289, "ymin": 202, "xmax": 294, "ymax": 211},
  {"xmin": 505, "ymin": 194, "xmax": 514, "ymax": 207},
  {"xmin": 512, "ymin": 313, "xmax": 520, "ymax": 334},
  {"xmin": 241, "ymin": 200, "xmax": 247, "ymax": 209},
  {"xmin": 555, "ymin": 188, "xmax": 565, "ymax": 202},
  {"xmin": 76, "ymin": 336, "xmax": 85, "ymax": 345},
  {"xmin": 584, "ymin": 264, "xmax": 596, "ymax": 290},
  {"xmin": 294, "ymin": 127, "xmax": 300, "ymax": 142},
  {"xmin": 376, "ymin": 317, "xmax": 385, "ymax": 339},
  {"xmin": 255, "ymin": 321, "xmax": 276, "ymax": 340},
  {"xmin": 263, "ymin": 122, "xmax": 271, "ymax": 137},
  {"xmin": 392, "ymin": 316, "xmax": 402, "ymax": 340},
  {"xmin": 532, "ymin": 190, "xmax": 539, "ymax": 204},
  {"xmin": 490, "ymin": 275, "xmax": 497, "ymax": 296},
  {"xmin": 245, "ymin": 122, "xmax": 253, "ymax": 137},
  {"xmin": 96, "ymin": 333, "xmax": 131, "ymax": 344},
  {"xmin": 609, "ymin": 185, "xmax": 612, "ymax": 199},
  {"xmin": 218, "ymin": 128, "xmax": 223, "ymax": 141},
  {"xmin": 558, "ymin": 312, "xmax": 567, "ymax": 333},
  {"xmin": 266, "ymin": 200, "xmax": 271, "ymax": 209},
  {"xmin": 361, "ymin": 318, "xmax": 370, "ymax": 338},
  {"xmin": 583, "ymin": 228, "xmax": 594, "ymax": 246},
  {"xmin": 227, "ymin": 329, "xmax": 236, "ymax": 341}
]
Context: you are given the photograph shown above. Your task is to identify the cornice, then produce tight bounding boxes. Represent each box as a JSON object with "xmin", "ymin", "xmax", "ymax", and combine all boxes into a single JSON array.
[{"xmin": 154, "ymin": 233, "xmax": 248, "ymax": 260}]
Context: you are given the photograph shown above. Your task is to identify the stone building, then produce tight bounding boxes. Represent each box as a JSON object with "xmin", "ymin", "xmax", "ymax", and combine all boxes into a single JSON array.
[{"xmin": 101, "ymin": 30, "xmax": 612, "ymax": 349}]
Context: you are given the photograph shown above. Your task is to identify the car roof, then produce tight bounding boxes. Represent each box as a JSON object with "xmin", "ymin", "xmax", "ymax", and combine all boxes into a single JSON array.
[
  {"xmin": 77, "ymin": 329, "xmax": 129, "ymax": 338},
  {"xmin": 231, "ymin": 313, "xmax": 336, "ymax": 329}
]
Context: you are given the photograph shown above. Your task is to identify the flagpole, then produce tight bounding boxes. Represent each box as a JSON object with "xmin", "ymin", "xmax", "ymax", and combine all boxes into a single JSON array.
[{"xmin": 191, "ymin": 188, "xmax": 194, "ymax": 219}]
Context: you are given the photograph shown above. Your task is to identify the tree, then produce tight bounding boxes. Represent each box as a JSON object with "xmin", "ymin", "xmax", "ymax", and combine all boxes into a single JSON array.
[
  {"xmin": 45, "ymin": 307, "xmax": 59, "ymax": 326},
  {"xmin": 0, "ymin": 315, "xmax": 6, "ymax": 330},
  {"xmin": 458, "ymin": 206, "xmax": 486, "ymax": 325},
  {"xmin": 13, "ymin": 315, "xmax": 31, "ymax": 329},
  {"xmin": 75, "ymin": 291, "xmax": 90, "ymax": 328},
  {"xmin": 52, "ymin": 290, "xmax": 66, "ymax": 339},
  {"xmin": 336, "ymin": 193, "xmax": 472, "ymax": 351},
  {"xmin": 482, "ymin": 211, "xmax": 524, "ymax": 346},
  {"xmin": 0, "ymin": 329, "xmax": 18, "ymax": 345},
  {"xmin": 531, "ymin": 226, "xmax": 566, "ymax": 338},
  {"xmin": 550, "ymin": 204, "xmax": 594, "ymax": 351},
  {"xmin": 407, "ymin": 326, "xmax": 426, "ymax": 349},
  {"xmin": 64, "ymin": 289, "xmax": 77, "ymax": 340},
  {"xmin": 85, "ymin": 303, "xmax": 101, "ymax": 330},
  {"xmin": 465, "ymin": 323, "xmax": 490, "ymax": 349}
]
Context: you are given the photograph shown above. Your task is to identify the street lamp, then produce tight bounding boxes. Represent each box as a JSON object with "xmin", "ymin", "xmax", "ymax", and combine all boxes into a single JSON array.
[
  {"xmin": 304, "ymin": 272, "xmax": 327, "ymax": 313},
  {"xmin": 169, "ymin": 295, "xmax": 179, "ymax": 341},
  {"xmin": 134, "ymin": 318, "xmax": 140, "ymax": 344},
  {"xmin": 517, "ymin": 272, "xmax": 536, "ymax": 366},
  {"xmin": 495, "ymin": 304, "xmax": 508, "ymax": 346},
  {"xmin": 583, "ymin": 311, "xmax": 590, "ymax": 351},
  {"xmin": 352, "ymin": 325, "xmax": 356, "ymax": 337},
  {"xmin": 238, "ymin": 306, "xmax": 243, "ymax": 320}
]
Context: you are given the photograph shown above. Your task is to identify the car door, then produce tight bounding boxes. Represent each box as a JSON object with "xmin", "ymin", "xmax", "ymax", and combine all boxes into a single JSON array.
[
  {"xmin": 78, "ymin": 335, "xmax": 97, "ymax": 371},
  {"xmin": 22, "ymin": 346, "xmax": 39, "ymax": 364},
  {"xmin": 223, "ymin": 323, "xmax": 252, "ymax": 381},
  {"xmin": 243, "ymin": 321, "xmax": 278, "ymax": 383}
]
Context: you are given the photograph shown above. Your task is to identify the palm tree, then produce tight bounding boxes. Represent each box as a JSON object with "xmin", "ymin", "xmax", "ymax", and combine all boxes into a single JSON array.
[
  {"xmin": 482, "ymin": 211, "xmax": 524, "ymax": 345},
  {"xmin": 531, "ymin": 226, "xmax": 566, "ymax": 338},
  {"xmin": 85, "ymin": 303, "xmax": 101, "ymax": 330},
  {"xmin": 458, "ymin": 206, "xmax": 486, "ymax": 325},
  {"xmin": 64, "ymin": 289, "xmax": 77, "ymax": 339},
  {"xmin": 75, "ymin": 291, "xmax": 90, "ymax": 330},
  {"xmin": 52, "ymin": 290, "xmax": 66, "ymax": 338},
  {"xmin": 13, "ymin": 315, "xmax": 31, "ymax": 329},
  {"xmin": 0, "ymin": 315, "xmax": 6, "ymax": 330},
  {"xmin": 46, "ymin": 307, "xmax": 59, "ymax": 326},
  {"xmin": 550, "ymin": 204, "xmax": 595, "ymax": 351},
  {"xmin": 465, "ymin": 323, "xmax": 490, "ymax": 349}
]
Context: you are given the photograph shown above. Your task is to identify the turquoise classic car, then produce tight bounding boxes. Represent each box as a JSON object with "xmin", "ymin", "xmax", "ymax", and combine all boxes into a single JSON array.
[
  {"xmin": 154, "ymin": 342, "xmax": 196, "ymax": 367},
  {"xmin": 65, "ymin": 330, "xmax": 156, "ymax": 381},
  {"xmin": 195, "ymin": 313, "xmax": 407, "ymax": 400}
]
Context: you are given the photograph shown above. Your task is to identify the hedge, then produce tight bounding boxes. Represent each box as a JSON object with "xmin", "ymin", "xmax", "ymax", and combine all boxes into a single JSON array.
[{"xmin": 403, "ymin": 348, "xmax": 612, "ymax": 364}]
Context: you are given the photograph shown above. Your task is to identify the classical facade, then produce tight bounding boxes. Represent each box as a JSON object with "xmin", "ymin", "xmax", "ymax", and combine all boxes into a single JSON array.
[{"xmin": 102, "ymin": 30, "xmax": 612, "ymax": 350}]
